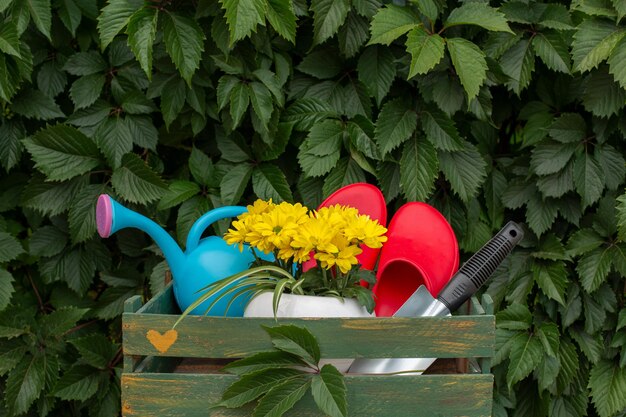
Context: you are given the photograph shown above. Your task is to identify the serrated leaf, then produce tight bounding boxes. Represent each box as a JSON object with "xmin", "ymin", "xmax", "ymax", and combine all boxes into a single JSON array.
[
  {"xmin": 220, "ymin": 0, "xmax": 265, "ymax": 44},
  {"xmin": 162, "ymin": 12, "xmax": 204, "ymax": 85},
  {"xmin": 58, "ymin": 0, "xmax": 82, "ymax": 35},
  {"xmin": 70, "ymin": 74, "xmax": 106, "ymax": 110},
  {"xmin": 0, "ymin": 340, "xmax": 27, "ymax": 376},
  {"xmin": 421, "ymin": 107, "xmax": 464, "ymax": 151},
  {"xmin": 399, "ymin": 136, "xmax": 438, "ymax": 202},
  {"xmin": 37, "ymin": 61, "xmax": 67, "ymax": 98},
  {"xmin": 69, "ymin": 334, "xmax": 117, "ymax": 369},
  {"xmin": 357, "ymin": 46, "xmax": 395, "ymax": 106},
  {"xmin": 338, "ymin": 11, "xmax": 369, "ymax": 58},
  {"xmin": 252, "ymin": 375, "xmax": 311, "ymax": 417},
  {"xmin": 444, "ymin": 3, "xmax": 512, "ymax": 33},
  {"xmin": 266, "ymin": 0, "xmax": 297, "ymax": 43},
  {"xmin": 0, "ymin": 121, "xmax": 25, "ymax": 172},
  {"xmin": 348, "ymin": 117, "xmax": 379, "ymax": 160},
  {"xmin": 447, "ymin": 38, "xmax": 487, "ymax": 101},
  {"xmin": 297, "ymin": 49, "xmax": 342, "ymax": 80},
  {"xmin": 161, "ymin": 77, "xmax": 186, "ymax": 128},
  {"xmin": 0, "ymin": 22, "xmax": 20, "ymax": 56},
  {"xmin": 560, "ymin": 285, "xmax": 582, "ymax": 329},
  {"xmin": 405, "ymin": 27, "xmax": 444, "ymax": 79},
  {"xmin": 111, "ymin": 153, "xmax": 167, "ymax": 204},
  {"xmin": 582, "ymin": 67, "xmax": 626, "ymax": 117},
  {"xmin": 589, "ymin": 360, "xmax": 626, "ymax": 417},
  {"xmin": 375, "ymin": 98, "xmax": 417, "ymax": 156},
  {"xmin": 126, "ymin": 115, "xmax": 158, "ymax": 151},
  {"xmin": 282, "ymin": 98, "xmax": 334, "ymax": 131},
  {"xmin": 94, "ymin": 117, "xmax": 133, "ymax": 168},
  {"xmin": 608, "ymin": 35, "xmax": 626, "ymax": 90},
  {"xmin": 252, "ymin": 164, "xmax": 293, "ymax": 203},
  {"xmin": 21, "ymin": 174, "xmax": 88, "ymax": 216},
  {"xmin": 158, "ymin": 181, "xmax": 200, "ymax": 210},
  {"xmin": 262, "ymin": 324, "xmax": 321, "ymax": 366},
  {"xmin": 570, "ymin": 326, "xmax": 603, "ymax": 363},
  {"xmin": 533, "ymin": 260, "xmax": 567, "ymax": 305},
  {"xmin": 5, "ymin": 354, "xmax": 46, "ymax": 415},
  {"xmin": 222, "ymin": 352, "xmax": 309, "ymax": 376},
  {"xmin": 530, "ymin": 142, "xmax": 578, "ymax": 176},
  {"xmin": 229, "ymin": 81, "xmax": 250, "ymax": 128},
  {"xmin": 574, "ymin": 152, "xmax": 604, "ymax": 209},
  {"xmin": 548, "ymin": 113, "xmax": 587, "ymax": 143},
  {"xmin": 27, "ymin": 0, "xmax": 52, "ymax": 39},
  {"xmin": 189, "ymin": 147, "xmax": 215, "ymax": 186},
  {"xmin": 69, "ymin": 184, "xmax": 107, "ymax": 244},
  {"xmin": 532, "ymin": 31, "xmax": 571, "ymax": 73},
  {"xmin": 23, "ymin": 125, "xmax": 100, "ymax": 181},
  {"xmin": 127, "ymin": 8, "xmax": 158, "ymax": 79},
  {"xmin": 507, "ymin": 332, "xmax": 544, "ymax": 388},
  {"xmin": 536, "ymin": 355, "xmax": 560, "ymax": 392},
  {"xmin": 0, "ymin": 268, "xmax": 14, "ymax": 310},
  {"xmin": 526, "ymin": 194, "xmax": 558, "ymax": 236},
  {"xmin": 577, "ymin": 247, "xmax": 612, "ymax": 293},
  {"xmin": 220, "ymin": 163, "xmax": 253, "ymax": 205},
  {"xmin": 438, "ymin": 143, "xmax": 486, "ymax": 202},
  {"xmin": 97, "ymin": 0, "xmax": 136, "ymax": 50},
  {"xmin": 52, "ymin": 365, "xmax": 99, "ymax": 401},
  {"xmin": 572, "ymin": 19, "xmax": 625, "ymax": 73},
  {"xmin": 500, "ymin": 38, "xmax": 535, "ymax": 95},
  {"xmin": 617, "ymin": 194, "xmax": 626, "ymax": 242},
  {"xmin": 377, "ymin": 161, "xmax": 401, "ymax": 203},
  {"xmin": 311, "ymin": 0, "xmax": 350, "ymax": 45},
  {"xmin": 249, "ymin": 82, "xmax": 273, "ymax": 129},
  {"xmin": 596, "ymin": 144, "xmax": 626, "ymax": 190},
  {"xmin": 29, "ymin": 226, "xmax": 67, "ymax": 258},
  {"xmin": 311, "ymin": 365, "xmax": 347, "ymax": 417},
  {"xmin": 497, "ymin": 303, "xmax": 532, "ymax": 330},
  {"xmin": 322, "ymin": 157, "xmax": 366, "ymax": 197},
  {"xmin": 219, "ymin": 368, "xmax": 304, "ymax": 408},
  {"xmin": 484, "ymin": 169, "xmax": 506, "ymax": 228},
  {"xmin": 583, "ymin": 292, "xmax": 606, "ymax": 334},
  {"xmin": 537, "ymin": 322, "xmax": 560, "ymax": 358},
  {"xmin": 64, "ymin": 51, "xmax": 107, "ymax": 76},
  {"xmin": 537, "ymin": 3, "xmax": 574, "ymax": 30},
  {"xmin": 11, "ymin": 89, "xmax": 65, "ymax": 120},
  {"xmin": 368, "ymin": 4, "xmax": 420, "ymax": 46}
]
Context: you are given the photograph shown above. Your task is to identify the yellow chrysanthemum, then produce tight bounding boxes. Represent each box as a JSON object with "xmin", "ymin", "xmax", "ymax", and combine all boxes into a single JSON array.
[
  {"xmin": 224, "ymin": 217, "xmax": 254, "ymax": 251},
  {"xmin": 315, "ymin": 237, "xmax": 362, "ymax": 274},
  {"xmin": 247, "ymin": 199, "xmax": 275, "ymax": 215},
  {"xmin": 343, "ymin": 215, "xmax": 388, "ymax": 249},
  {"xmin": 248, "ymin": 202, "xmax": 308, "ymax": 254}
]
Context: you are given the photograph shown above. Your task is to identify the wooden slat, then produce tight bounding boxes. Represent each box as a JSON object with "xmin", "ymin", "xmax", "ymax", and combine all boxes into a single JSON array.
[
  {"xmin": 134, "ymin": 356, "xmax": 181, "ymax": 374},
  {"xmin": 121, "ymin": 373, "xmax": 493, "ymax": 417},
  {"xmin": 124, "ymin": 296, "xmax": 143, "ymax": 373},
  {"xmin": 136, "ymin": 283, "xmax": 179, "ymax": 315},
  {"xmin": 123, "ymin": 314, "xmax": 495, "ymax": 359},
  {"xmin": 480, "ymin": 294, "xmax": 494, "ymax": 375}
]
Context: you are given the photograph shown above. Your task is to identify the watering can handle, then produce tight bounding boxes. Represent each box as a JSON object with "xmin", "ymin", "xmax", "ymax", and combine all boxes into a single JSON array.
[{"xmin": 185, "ymin": 206, "xmax": 247, "ymax": 252}]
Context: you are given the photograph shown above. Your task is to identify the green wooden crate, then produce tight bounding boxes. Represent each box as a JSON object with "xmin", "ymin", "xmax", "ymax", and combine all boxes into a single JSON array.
[{"xmin": 121, "ymin": 283, "xmax": 495, "ymax": 417}]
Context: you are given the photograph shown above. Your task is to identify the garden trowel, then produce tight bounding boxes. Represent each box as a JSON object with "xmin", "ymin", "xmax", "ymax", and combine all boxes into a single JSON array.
[{"xmin": 347, "ymin": 221, "xmax": 524, "ymax": 375}]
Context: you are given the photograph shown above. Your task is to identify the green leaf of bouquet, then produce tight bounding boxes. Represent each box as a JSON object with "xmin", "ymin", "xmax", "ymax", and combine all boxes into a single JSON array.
[
  {"xmin": 444, "ymin": 3, "xmax": 512, "ymax": 33},
  {"xmin": 158, "ymin": 181, "xmax": 200, "ymax": 210},
  {"xmin": 496, "ymin": 303, "xmax": 532, "ymax": 331},
  {"xmin": 357, "ymin": 46, "xmax": 395, "ymax": 107},
  {"xmin": 69, "ymin": 184, "xmax": 107, "ymax": 244},
  {"xmin": 111, "ymin": 153, "xmax": 167, "ymax": 204},
  {"xmin": 532, "ymin": 31, "xmax": 571, "ymax": 74},
  {"xmin": 311, "ymin": 365, "xmax": 347, "ymax": 417},
  {"xmin": 573, "ymin": 152, "xmax": 604, "ymax": 210},
  {"xmin": 127, "ymin": 7, "xmax": 158, "ymax": 79},
  {"xmin": 70, "ymin": 74, "xmax": 106, "ymax": 110},
  {"xmin": 52, "ymin": 364, "xmax": 99, "ymax": 401},
  {"xmin": 162, "ymin": 12, "xmax": 204, "ymax": 85},
  {"xmin": 532, "ymin": 260, "xmax": 567, "ymax": 305},
  {"xmin": 368, "ymin": 4, "xmax": 420, "ymax": 46},
  {"xmin": 375, "ymin": 98, "xmax": 417, "ymax": 156},
  {"xmin": 252, "ymin": 375, "xmax": 311, "ymax": 417},
  {"xmin": 405, "ymin": 27, "xmax": 444, "ymax": 79},
  {"xmin": 218, "ymin": 368, "xmax": 304, "ymax": 409},
  {"xmin": 252, "ymin": 164, "xmax": 293, "ymax": 203},
  {"xmin": 0, "ymin": 268, "xmax": 15, "ymax": 311},
  {"xmin": 0, "ymin": 22, "xmax": 20, "ymax": 57},
  {"xmin": 582, "ymin": 67, "xmax": 626, "ymax": 117},
  {"xmin": 220, "ymin": 0, "xmax": 265, "ymax": 44},
  {"xmin": 506, "ymin": 332, "xmax": 543, "ymax": 388},
  {"xmin": 266, "ymin": 0, "xmax": 296, "ymax": 43},
  {"xmin": 220, "ymin": 163, "xmax": 253, "ymax": 205},
  {"xmin": 446, "ymin": 38, "xmax": 487, "ymax": 101},
  {"xmin": 26, "ymin": 0, "xmax": 52, "ymax": 40},
  {"xmin": 4, "ymin": 354, "xmax": 46, "ymax": 415},
  {"xmin": 23, "ymin": 124, "xmax": 100, "ymax": 181},
  {"xmin": 421, "ymin": 107, "xmax": 464, "ymax": 151},
  {"xmin": 438, "ymin": 143, "xmax": 486, "ymax": 202},
  {"xmin": 577, "ymin": 247, "xmax": 612, "ymax": 293},
  {"xmin": 311, "ymin": 0, "xmax": 349, "ymax": 45},
  {"xmin": 69, "ymin": 334, "xmax": 117, "ymax": 370},
  {"xmin": 97, "ymin": 0, "xmax": 135, "ymax": 50},
  {"xmin": 222, "ymin": 352, "xmax": 310, "ymax": 376},
  {"xmin": 572, "ymin": 19, "xmax": 625, "ymax": 73},
  {"xmin": 11, "ymin": 89, "xmax": 65, "ymax": 120},
  {"xmin": 262, "ymin": 324, "xmax": 321, "ymax": 366},
  {"xmin": 399, "ymin": 136, "xmax": 438, "ymax": 202},
  {"xmin": 0, "ymin": 232, "xmax": 23, "ymax": 264},
  {"xmin": 589, "ymin": 359, "xmax": 626, "ymax": 417},
  {"xmin": 500, "ymin": 38, "xmax": 535, "ymax": 95}
]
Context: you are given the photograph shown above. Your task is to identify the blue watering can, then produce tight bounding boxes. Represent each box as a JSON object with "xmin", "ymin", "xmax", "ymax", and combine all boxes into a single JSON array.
[{"xmin": 96, "ymin": 194, "xmax": 261, "ymax": 316}]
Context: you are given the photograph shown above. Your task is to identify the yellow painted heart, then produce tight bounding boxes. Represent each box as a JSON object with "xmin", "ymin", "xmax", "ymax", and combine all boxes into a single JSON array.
[{"xmin": 146, "ymin": 329, "xmax": 178, "ymax": 353}]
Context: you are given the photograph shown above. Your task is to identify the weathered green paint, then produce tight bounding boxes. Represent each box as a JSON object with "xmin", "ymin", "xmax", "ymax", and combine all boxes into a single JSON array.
[
  {"xmin": 471, "ymin": 296, "xmax": 486, "ymax": 316},
  {"xmin": 136, "ymin": 283, "xmax": 179, "ymax": 315},
  {"xmin": 124, "ymin": 296, "xmax": 143, "ymax": 373},
  {"xmin": 124, "ymin": 313, "xmax": 495, "ymax": 359},
  {"xmin": 121, "ymin": 373, "xmax": 493, "ymax": 417},
  {"xmin": 135, "ymin": 356, "xmax": 181, "ymax": 374},
  {"xmin": 479, "ymin": 294, "xmax": 494, "ymax": 375}
]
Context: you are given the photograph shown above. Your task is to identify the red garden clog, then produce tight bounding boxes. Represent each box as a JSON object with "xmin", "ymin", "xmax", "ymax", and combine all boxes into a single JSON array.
[
  {"xmin": 372, "ymin": 202, "xmax": 459, "ymax": 317},
  {"xmin": 303, "ymin": 183, "xmax": 388, "ymax": 272}
]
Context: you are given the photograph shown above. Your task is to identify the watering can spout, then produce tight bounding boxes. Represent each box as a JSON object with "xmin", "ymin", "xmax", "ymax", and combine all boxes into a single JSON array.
[{"xmin": 96, "ymin": 194, "xmax": 186, "ymax": 278}]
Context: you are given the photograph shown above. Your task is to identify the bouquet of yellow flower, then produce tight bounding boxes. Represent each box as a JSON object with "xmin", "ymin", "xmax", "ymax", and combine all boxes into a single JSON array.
[{"xmin": 186, "ymin": 199, "xmax": 387, "ymax": 316}]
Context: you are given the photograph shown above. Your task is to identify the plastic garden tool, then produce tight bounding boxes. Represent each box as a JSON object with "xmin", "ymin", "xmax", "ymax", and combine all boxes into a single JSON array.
[
  {"xmin": 348, "ymin": 221, "xmax": 524, "ymax": 375},
  {"xmin": 96, "ymin": 194, "xmax": 264, "ymax": 316},
  {"xmin": 373, "ymin": 202, "xmax": 459, "ymax": 317}
]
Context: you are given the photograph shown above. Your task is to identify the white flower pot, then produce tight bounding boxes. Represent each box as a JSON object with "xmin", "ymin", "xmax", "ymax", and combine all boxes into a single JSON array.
[
  {"xmin": 244, "ymin": 292, "xmax": 374, "ymax": 372},
  {"xmin": 243, "ymin": 292, "xmax": 374, "ymax": 318}
]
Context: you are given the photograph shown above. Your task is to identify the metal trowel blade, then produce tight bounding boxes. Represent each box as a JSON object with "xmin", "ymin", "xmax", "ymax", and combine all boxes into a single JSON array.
[{"xmin": 392, "ymin": 285, "xmax": 438, "ymax": 318}]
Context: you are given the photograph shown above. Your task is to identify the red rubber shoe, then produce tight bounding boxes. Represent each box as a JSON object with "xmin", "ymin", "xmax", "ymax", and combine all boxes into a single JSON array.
[{"xmin": 372, "ymin": 202, "xmax": 459, "ymax": 317}]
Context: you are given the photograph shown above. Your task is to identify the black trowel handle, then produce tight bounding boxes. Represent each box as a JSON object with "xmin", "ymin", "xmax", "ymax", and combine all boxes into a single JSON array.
[{"xmin": 437, "ymin": 221, "xmax": 524, "ymax": 312}]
